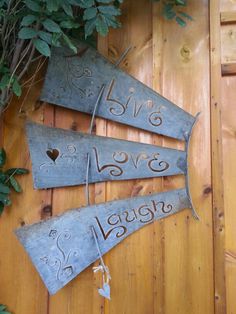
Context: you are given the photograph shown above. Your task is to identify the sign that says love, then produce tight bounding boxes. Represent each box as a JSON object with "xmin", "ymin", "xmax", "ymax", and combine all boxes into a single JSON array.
[{"xmin": 27, "ymin": 122, "xmax": 187, "ymax": 189}]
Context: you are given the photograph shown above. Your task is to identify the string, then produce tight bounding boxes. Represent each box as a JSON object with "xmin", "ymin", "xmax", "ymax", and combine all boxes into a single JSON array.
[{"xmin": 84, "ymin": 46, "xmax": 132, "ymax": 299}]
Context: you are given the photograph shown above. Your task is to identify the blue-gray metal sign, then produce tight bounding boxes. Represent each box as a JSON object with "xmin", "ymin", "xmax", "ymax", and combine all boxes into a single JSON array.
[
  {"xmin": 15, "ymin": 188, "xmax": 191, "ymax": 295},
  {"xmin": 27, "ymin": 122, "xmax": 187, "ymax": 189},
  {"xmin": 40, "ymin": 43, "xmax": 196, "ymax": 141}
]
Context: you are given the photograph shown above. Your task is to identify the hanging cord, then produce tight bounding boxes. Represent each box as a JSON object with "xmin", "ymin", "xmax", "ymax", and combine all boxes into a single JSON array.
[
  {"xmin": 91, "ymin": 226, "xmax": 111, "ymax": 280},
  {"xmin": 91, "ymin": 226, "xmax": 112, "ymax": 299},
  {"xmin": 85, "ymin": 46, "xmax": 132, "ymax": 299},
  {"xmin": 85, "ymin": 45, "xmax": 132, "ymax": 204},
  {"xmin": 85, "ymin": 84, "xmax": 105, "ymax": 206}
]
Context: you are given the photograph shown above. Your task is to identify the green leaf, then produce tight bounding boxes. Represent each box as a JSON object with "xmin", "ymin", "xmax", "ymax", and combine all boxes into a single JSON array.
[
  {"xmin": 0, "ymin": 172, "xmax": 7, "ymax": 182},
  {"xmin": 96, "ymin": 15, "xmax": 108, "ymax": 36},
  {"xmin": 9, "ymin": 176, "xmax": 22, "ymax": 193},
  {"xmin": 176, "ymin": 16, "xmax": 186, "ymax": 27},
  {"xmin": 62, "ymin": 3, "xmax": 73, "ymax": 17},
  {"xmin": 0, "ymin": 193, "xmax": 11, "ymax": 206},
  {"xmin": 76, "ymin": 0, "xmax": 95, "ymax": 8},
  {"xmin": 12, "ymin": 79, "xmax": 22, "ymax": 97},
  {"xmin": 38, "ymin": 31, "xmax": 52, "ymax": 44},
  {"xmin": 60, "ymin": 20, "xmax": 80, "ymax": 29},
  {"xmin": 164, "ymin": 3, "xmax": 174, "ymax": 11},
  {"xmin": 33, "ymin": 39, "xmax": 51, "ymax": 57},
  {"xmin": 98, "ymin": 5, "xmax": 121, "ymax": 16},
  {"xmin": 0, "ymin": 66, "xmax": 10, "ymax": 75},
  {"xmin": 103, "ymin": 14, "xmax": 121, "ymax": 28},
  {"xmin": 84, "ymin": 17, "xmax": 97, "ymax": 38},
  {"xmin": 178, "ymin": 11, "xmax": 193, "ymax": 21},
  {"xmin": 0, "ymin": 182, "xmax": 10, "ymax": 194},
  {"xmin": 176, "ymin": 0, "xmax": 186, "ymax": 5},
  {"xmin": 25, "ymin": 0, "xmax": 41, "ymax": 12},
  {"xmin": 62, "ymin": 33, "xmax": 77, "ymax": 53},
  {"xmin": 0, "ymin": 202, "xmax": 4, "ymax": 215},
  {"xmin": 97, "ymin": 0, "xmax": 114, "ymax": 3},
  {"xmin": 51, "ymin": 33, "xmax": 62, "ymax": 47},
  {"xmin": 0, "ymin": 148, "xmax": 6, "ymax": 167},
  {"xmin": 0, "ymin": 304, "xmax": 7, "ymax": 311},
  {"xmin": 5, "ymin": 168, "xmax": 29, "ymax": 175},
  {"xmin": 164, "ymin": 9, "xmax": 176, "ymax": 20},
  {"xmin": 18, "ymin": 27, "xmax": 37, "ymax": 39},
  {"xmin": 42, "ymin": 19, "xmax": 61, "ymax": 33},
  {"xmin": 46, "ymin": 0, "xmax": 60, "ymax": 12},
  {"xmin": 83, "ymin": 7, "xmax": 97, "ymax": 20},
  {"xmin": 21, "ymin": 14, "xmax": 37, "ymax": 26},
  {"xmin": 0, "ymin": 74, "xmax": 10, "ymax": 89}
]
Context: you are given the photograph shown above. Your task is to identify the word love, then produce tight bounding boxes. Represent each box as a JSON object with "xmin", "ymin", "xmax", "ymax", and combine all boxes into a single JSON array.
[
  {"xmin": 40, "ymin": 42, "xmax": 197, "ymax": 140},
  {"xmin": 16, "ymin": 188, "xmax": 191, "ymax": 295},
  {"xmin": 27, "ymin": 122, "xmax": 187, "ymax": 189}
]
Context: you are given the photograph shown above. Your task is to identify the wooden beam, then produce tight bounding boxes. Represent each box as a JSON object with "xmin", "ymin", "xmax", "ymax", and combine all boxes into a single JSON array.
[
  {"xmin": 210, "ymin": 0, "xmax": 227, "ymax": 313},
  {"xmin": 221, "ymin": 11, "xmax": 236, "ymax": 24},
  {"xmin": 220, "ymin": 24, "xmax": 236, "ymax": 75},
  {"xmin": 222, "ymin": 63, "xmax": 236, "ymax": 75}
]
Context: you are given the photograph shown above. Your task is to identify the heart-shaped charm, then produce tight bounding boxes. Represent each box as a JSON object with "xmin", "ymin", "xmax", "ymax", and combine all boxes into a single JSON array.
[
  {"xmin": 98, "ymin": 283, "xmax": 111, "ymax": 300},
  {"xmin": 46, "ymin": 148, "xmax": 59, "ymax": 162}
]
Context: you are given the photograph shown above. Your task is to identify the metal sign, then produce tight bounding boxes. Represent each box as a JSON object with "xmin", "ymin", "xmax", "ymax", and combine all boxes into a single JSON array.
[
  {"xmin": 15, "ymin": 187, "xmax": 191, "ymax": 295},
  {"xmin": 27, "ymin": 122, "xmax": 187, "ymax": 189},
  {"xmin": 40, "ymin": 42, "xmax": 196, "ymax": 141}
]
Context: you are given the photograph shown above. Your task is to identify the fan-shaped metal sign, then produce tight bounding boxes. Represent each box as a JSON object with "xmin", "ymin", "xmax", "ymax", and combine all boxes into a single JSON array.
[
  {"xmin": 40, "ymin": 42, "xmax": 196, "ymax": 141},
  {"xmin": 27, "ymin": 122, "xmax": 187, "ymax": 189},
  {"xmin": 16, "ymin": 188, "xmax": 191, "ymax": 295},
  {"xmin": 15, "ymin": 42, "xmax": 200, "ymax": 297}
]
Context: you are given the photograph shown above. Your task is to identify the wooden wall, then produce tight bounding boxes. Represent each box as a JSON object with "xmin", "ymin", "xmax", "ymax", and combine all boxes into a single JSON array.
[{"xmin": 0, "ymin": 0, "xmax": 235, "ymax": 313}]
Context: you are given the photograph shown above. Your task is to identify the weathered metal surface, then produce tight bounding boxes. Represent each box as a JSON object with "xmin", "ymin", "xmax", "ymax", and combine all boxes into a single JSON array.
[
  {"xmin": 40, "ymin": 43, "xmax": 196, "ymax": 141},
  {"xmin": 15, "ymin": 188, "xmax": 191, "ymax": 295},
  {"xmin": 27, "ymin": 122, "xmax": 187, "ymax": 189}
]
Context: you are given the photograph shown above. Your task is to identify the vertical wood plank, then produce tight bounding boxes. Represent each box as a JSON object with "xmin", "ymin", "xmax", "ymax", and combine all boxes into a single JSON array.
[
  {"xmin": 152, "ymin": 4, "xmax": 165, "ymax": 314},
  {"xmin": 102, "ymin": 1, "xmax": 154, "ymax": 313},
  {"xmin": 210, "ymin": 0, "xmax": 227, "ymax": 312},
  {"xmin": 221, "ymin": 76, "xmax": 236, "ymax": 314},
  {"xmin": 48, "ymin": 108, "xmax": 96, "ymax": 314},
  {"xmin": 0, "ymin": 78, "xmax": 49, "ymax": 314},
  {"xmin": 153, "ymin": 0, "xmax": 214, "ymax": 313}
]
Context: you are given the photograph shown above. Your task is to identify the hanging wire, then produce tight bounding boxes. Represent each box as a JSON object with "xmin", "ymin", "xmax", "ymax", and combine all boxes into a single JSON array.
[{"xmin": 85, "ymin": 46, "xmax": 133, "ymax": 300}]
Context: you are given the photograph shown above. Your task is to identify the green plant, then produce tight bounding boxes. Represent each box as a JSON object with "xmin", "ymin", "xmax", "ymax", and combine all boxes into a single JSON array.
[
  {"xmin": 0, "ymin": 0, "xmax": 191, "ymax": 114},
  {"xmin": 154, "ymin": 0, "xmax": 192, "ymax": 26},
  {"xmin": 0, "ymin": 304, "xmax": 11, "ymax": 314},
  {"xmin": 0, "ymin": 148, "xmax": 29, "ymax": 215},
  {"xmin": 0, "ymin": 0, "xmax": 123, "ymax": 112}
]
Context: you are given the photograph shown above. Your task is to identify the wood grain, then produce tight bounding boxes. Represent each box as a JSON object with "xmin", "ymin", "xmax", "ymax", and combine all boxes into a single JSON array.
[
  {"xmin": 0, "ymin": 76, "xmax": 49, "ymax": 314},
  {"xmin": 210, "ymin": 0, "xmax": 227, "ymax": 312},
  {"xmin": 221, "ymin": 11, "xmax": 236, "ymax": 24},
  {"xmin": 0, "ymin": 0, "xmax": 232, "ymax": 313},
  {"xmin": 221, "ymin": 76, "xmax": 236, "ymax": 314},
  {"xmin": 102, "ymin": 1, "xmax": 154, "ymax": 313},
  {"xmin": 155, "ymin": 1, "xmax": 214, "ymax": 313}
]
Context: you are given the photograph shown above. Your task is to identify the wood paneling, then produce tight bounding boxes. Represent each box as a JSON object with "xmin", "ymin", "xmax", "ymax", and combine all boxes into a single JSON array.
[
  {"xmin": 0, "ymin": 78, "xmax": 50, "ymax": 314},
  {"xmin": 157, "ymin": 0, "xmax": 214, "ymax": 313},
  {"xmin": 210, "ymin": 0, "xmax": 227, "ymax": 313},
  {"xmin": 0, "ymin": 0, "xmax": 232, "ymax": 313},
  {"xmin": 221, "ymin": 76, "xmax": 236, "ymax": 314}
]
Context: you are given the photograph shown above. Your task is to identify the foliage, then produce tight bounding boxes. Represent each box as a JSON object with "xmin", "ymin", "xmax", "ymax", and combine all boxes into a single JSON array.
[
  {"xmin": 154, "ymin": 0, "xmax": 192, "ymax": 27},
  {"xmin": 0, "ymin": 148, "xmax": 29, "ymax": 216},
  {"xmin": 0, "ymin": 0, "xmax": 123, "ymax": 112},
  {"xmin": 0, "ymin": 304, "xmax": 11, "ymax": 314},
  {"xmin": 0, "ymin": 0, "xmax": 191, "ymax": 114}
]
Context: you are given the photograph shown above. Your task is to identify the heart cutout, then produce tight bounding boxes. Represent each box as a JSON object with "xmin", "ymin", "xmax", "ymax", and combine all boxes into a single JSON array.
[
  {"xmin": 46, "ymin": 149, "xmax": 59, "ymax": 162},
  {"xmin": 98, "ymin": 283, "xmax": 111, "ymax": 300}
]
